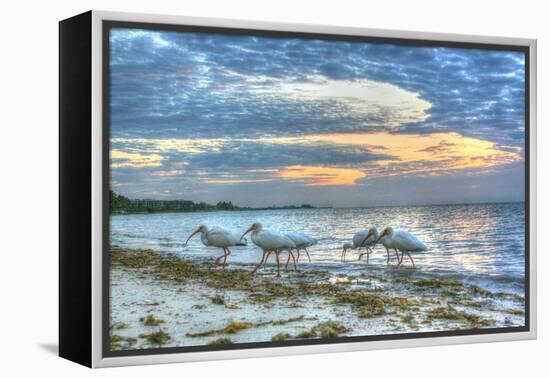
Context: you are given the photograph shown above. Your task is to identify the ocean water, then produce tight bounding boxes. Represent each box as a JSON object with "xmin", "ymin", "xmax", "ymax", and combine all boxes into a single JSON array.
[{"xmin": 110, "ymin": 202, "xmax": 526, "ymax": 293}]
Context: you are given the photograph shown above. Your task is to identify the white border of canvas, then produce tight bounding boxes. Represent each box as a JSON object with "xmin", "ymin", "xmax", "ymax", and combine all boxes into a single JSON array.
[{"xmin": 90, "ymin": 10, "xmax": 537, "ymax": 368}]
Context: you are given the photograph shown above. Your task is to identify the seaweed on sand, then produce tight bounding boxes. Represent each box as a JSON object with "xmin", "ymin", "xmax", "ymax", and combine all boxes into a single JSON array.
[
  {"xmin": 296, "ymin": 330, "xmax": 317, "ymax": 339},
  {"xmin": 211, "ymin": 295, "xmax": 225, "ymax": 305},
  {"xmin": 427, "ymin": 305, "xmax": 495, "ymax": 327},
  {"xmin": 272, "ymin": 333, "xmax": 292, "ymax": 342},
  {"xmin": 312, "ymin": 321, "xmax": 348, "ymax": 338},
  {"xmin": 110, "ymin": 334, "xmax": 137, "ymax": 350},
  {"xmin": 208, "ymin": 337, "xmax": 234, "ymax": 345},
  {"xmin": 111, "ymin": 248, "xmax": 158, "ymax": 269},
  {"xmin": 292, "ymin": 321, "xmax": 348, "ymax": 339},
  {"xmin": 272, "ymin": 315, "xmax": 305, "ymax": 325},
  {"xmin": 414, "ymin": 279, "xmax": 462, "ymax": 289},
  {"xmin": 248, "ymin": 282, "xmax": 300, "ymax": 303},
  {"xmin": 186, "ymin": 321, "xmax": 252, "ymax": 337},
  {"xmin": 334, "ymin": 291, "xmax": 386, "ymax": 318},
  {"xmin": 505, "ymin": 309, "xmax": 525, "ymax": 316},
  {"xmin": 154, "ymin": 257, "xmax": 201, "ymax": 283},
  {"xmin": 110, "ymin": 322, "xmax": 130, "ymax": 330},
  {"xmin": 205, "ymin": 269, "xmax": 255, "ymax": 291},
  {"xmin": 140, "ymin": 314, "xmax": 165, "ymax": 326},
  {"xmin": 186, "ymin": 315, "xmax": 307, "ymax": 338},
  {"xmin": 138, "ymin": 330, "xmax": 171, "ymax": 345}
]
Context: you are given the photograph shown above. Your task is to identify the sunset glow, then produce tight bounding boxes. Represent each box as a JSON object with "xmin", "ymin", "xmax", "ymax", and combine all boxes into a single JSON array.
[{"xmin": 277, "ymin": 165, "xmax": 367, "ymax": 186}]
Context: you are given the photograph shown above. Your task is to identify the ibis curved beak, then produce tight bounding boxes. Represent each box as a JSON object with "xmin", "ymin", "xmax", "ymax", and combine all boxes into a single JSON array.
[
  {"xmin": 361, "ymin": 230, "xmax": 373, "ymax": 246},
  {"xmin": 240, "ymin": 226, "xmax": 254, "ymax": 242},
  {"xmin": 184, "ymin": 228, "xmax": 201, "ymax": 246},
  {"xmin": 375, "ymin": 232, "xmax": 386, "ymax": 244}
]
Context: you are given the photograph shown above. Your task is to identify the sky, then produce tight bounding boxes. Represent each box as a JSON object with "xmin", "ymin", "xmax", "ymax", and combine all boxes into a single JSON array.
[{"xmin": 109, "ymin": 28, "xmax": 526, "ymax": 208}]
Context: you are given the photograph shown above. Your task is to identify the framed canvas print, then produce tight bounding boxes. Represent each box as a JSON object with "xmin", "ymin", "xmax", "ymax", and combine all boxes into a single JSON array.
[{"xmin": 59, "ymin": 10, "xmax": 537, "ymax": 368}]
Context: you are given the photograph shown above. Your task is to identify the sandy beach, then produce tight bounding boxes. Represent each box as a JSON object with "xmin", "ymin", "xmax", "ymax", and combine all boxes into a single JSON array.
[{"xmin": 109, "ymin": 246, "xmax": 525, "ymax": 351}]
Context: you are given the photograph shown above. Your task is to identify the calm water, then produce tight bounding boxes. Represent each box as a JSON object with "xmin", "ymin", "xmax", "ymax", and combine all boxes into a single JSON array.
[{"xmin": 111, "ymin": 202, "xmax": 525, "ymax": 291}]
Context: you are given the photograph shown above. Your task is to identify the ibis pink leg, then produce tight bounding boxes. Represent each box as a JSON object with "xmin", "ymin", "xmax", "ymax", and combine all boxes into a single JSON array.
[
  {"xmin": 214, "ymin": 249, "xmax": 227, "ymax": 266},
  {"xmin": 263, "ymin": 250, "xmax": 273, "ymax": 268},
  {"xmin": 398, "ymin": 251, "xmax": 405, "ymax": 267},
  {"xmin": 304, "ymin": 248, "xmax": 311, "ymax": 263},
  {"xmin": 406, "ymin": 251, "xmax": 415, "ymax": 268},
  {"xmin": 288, "ymin": 250, "xmax": 297, "ymax": 271},
  {"xmin": 250, "ymin": 249, "xmax": 269, "ymax": 276},
  {"xmin": 275, "ymin": 251, "xmax": 281, "ymax": 277},
  {"xmin": 222, "ymin": 248, "xmax": 231, "ymax": 269}
]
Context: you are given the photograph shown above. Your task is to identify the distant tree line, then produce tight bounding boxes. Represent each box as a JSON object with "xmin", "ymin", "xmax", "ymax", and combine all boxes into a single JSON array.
[{"xmin": 109, "ymin": 191, "xmax": 317, "ymax": 214}]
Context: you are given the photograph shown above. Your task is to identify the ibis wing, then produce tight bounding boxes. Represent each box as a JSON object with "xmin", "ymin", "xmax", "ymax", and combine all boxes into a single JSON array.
[
  {"xmin": 285, "ymin": 231, "xmax": 315, "ymax": 248},
  {"xmin": 260, "ymin": 230, "xmax": 296, "ymax": 249},
  {"xmin": 393, "ymin": 230, "xmax": 427, "ymax": 251},
  {"xmin": 206, "ymin": 228, "xmax": 242, "ymax": 247}
]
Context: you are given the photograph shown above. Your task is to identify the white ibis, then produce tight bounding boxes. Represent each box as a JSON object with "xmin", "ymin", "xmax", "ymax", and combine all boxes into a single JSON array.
[
  {"xmin": 240, "ymin": 223, "xmax": 296, "ymax": 277},
  {"xmin": 185, "ymin": 224, "xmax": 247, "ymax": 269},
  {"xmin": 283, "ymin": 231, "xmax": 316, "ymax": 267},
  {"xmin": 375, "ymin": 227, "xmax": 427, "ymax": 268},
  {"xmin": 341, "ymin": 227, "xmax": 378, "ymax": 263},
  {"xmin": 379, "ymin": 237, "xmax": 401, "ymax": 265},
  {"xmin": 359, "ymin": 228, "xmax": 399, "ymax": 265}
]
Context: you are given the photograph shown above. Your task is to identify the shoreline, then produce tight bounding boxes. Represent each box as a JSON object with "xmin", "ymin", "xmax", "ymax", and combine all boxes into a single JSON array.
[
  {"xmin": 109, "ymin": 247, "xmax": 525, "ymax": 351},
  {"xmin": 110, "ymin": 201, "xmax": 524, "ymax": 216}
]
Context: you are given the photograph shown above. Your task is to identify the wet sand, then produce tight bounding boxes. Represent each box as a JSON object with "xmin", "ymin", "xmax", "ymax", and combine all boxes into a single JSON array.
[{"xmin": 109, "ymin": 247, "xmax": 525, "ymax": 351}]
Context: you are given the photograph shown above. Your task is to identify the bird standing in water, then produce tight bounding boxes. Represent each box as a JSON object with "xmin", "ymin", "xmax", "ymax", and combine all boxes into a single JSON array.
[
  {"xmin": 184, "ymin": 224, "xmax": 246, "ymax": 269},
  {"xmin": 375, "ymin": 227, "xmax": 427, "ymax": 268},
  {"xmin": 341, "ymin": 227, "xmax": 378, "ymax": 263},
  {"xmin": 240, "ymin": 223, "xmax": 296, "ymax": 277}
]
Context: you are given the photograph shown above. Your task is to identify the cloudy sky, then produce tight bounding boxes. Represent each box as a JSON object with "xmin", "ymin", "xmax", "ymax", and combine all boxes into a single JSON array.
[{"xmin": 109, "ymin": 28, "xmax": 526, "ymax": 207}]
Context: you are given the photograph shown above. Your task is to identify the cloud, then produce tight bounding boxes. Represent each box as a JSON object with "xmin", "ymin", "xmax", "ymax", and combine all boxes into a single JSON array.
[
  {"xmin": 213, "ymin": 73, "xmax": 432, "ymax": 128},
  {"xmin": 107, "ymin": 28, "xmax": 526, "ymax": 204},
  {"xmin": 110, "ymin": 130, "xmax": 521, "ymax": 189},
  {"xmin": 298, "ymin": 131, "xmax": 522, "ymax": 178},
  {"xmin": 109, "ymin": 29, "xmax": 525, "ymax": 147},
  {"xmin": 277, "ymin": 166, "xmax": 367, "ymax": 186},
  {"xmin": 110, "ymin": 150, "xmax": 165, "ymax": 168}
]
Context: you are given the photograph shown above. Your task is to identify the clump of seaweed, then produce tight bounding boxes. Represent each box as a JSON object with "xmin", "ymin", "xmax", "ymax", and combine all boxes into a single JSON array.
[
  {"xmin": 140, "ymin": 314, "xmax": 164, "ymax": 326},
  {"xmin": 400, "ymin": 314, "xmax": 416, "ymax": 325},
  {"xmin": 427, "ymin": 305, "xmax": 495, "ymax": 328},
  {"xmin": 186, "ymin": 321, "xmax": 252, "ymax": 337},
  {"xmin": 138, "ymin": 330, "xmax": 171, "ymax": 345},
  {"xmin": 205, "ymin": 269, "xmax": 255, "ymax": 291},
  {"xmin": 469, "ymin": 285, "xmax": 493, "ymax": 297},
  {"xmin": 505, "ymin": 309, "xmax": 525, "ymax": 316},
  {"xmin": 335, "ymin": 291, "xmax": 386, "ymax": 317},
  {"xmin": 290, "ymin": 321, "xmax": 347, "ymax": 339},
  {"xmin": 208, "ymin": 337, "xmax": 233, "ymax": 345},
  {"xmin": 111, "ymin": 248, "xmax": 159, "ymax": 269},
  {"xmin": 110, "ymin": 322, "xmax": 130, "ymax": 330},
  {"xmin": 414, "ymin": 279, "xmax": 462, "ymax": 289},
  {"xmin": 154, "ymin": 257, "xmax": 201, "ymax": 284},
  {"xmin": 211, "ymin": 295, "xmax": 225, "ymax": 305},
  {"xmin": 312, "ymin": 321, "xmax": 348, "ymax": 338},
  {"xmin": 109, "ymin": 334, "xmax": 137, "ymax": 350},
  {"xmin": 272, "ymin": 315, "xmax": 305, "ymax": 325},
  {"xmin": 272, "ymin": 333, "xmax": 292, "ymax": 342},
  {"xmin": 494, "ymin": 292, "xmax": 524, "ymax": 303},
  {"xmin": 296, "ymin": 330, "xmax": 317, "ymax": 339}
]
